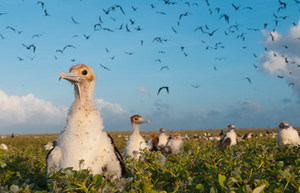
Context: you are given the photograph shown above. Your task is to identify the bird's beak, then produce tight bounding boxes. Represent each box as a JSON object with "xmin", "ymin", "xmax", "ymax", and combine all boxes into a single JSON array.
[
  {"xmin": 59, "ymin": 72, "xmax": 82, "ymax": 83},
  {"xmin": 138, "ymin": 119, "xmax": 150, "ymax": 124}
]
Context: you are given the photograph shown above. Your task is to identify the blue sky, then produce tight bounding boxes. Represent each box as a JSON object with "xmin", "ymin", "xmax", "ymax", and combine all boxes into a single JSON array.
[{"xmin": 0, "ymin": 0, "xmax": 300, "ymax": 134}]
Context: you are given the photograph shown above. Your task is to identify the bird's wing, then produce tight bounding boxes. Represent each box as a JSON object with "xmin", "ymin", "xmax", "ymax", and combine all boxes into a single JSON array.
[
  {"xmin": 221, "ymin": 137, "xmax": 231, "ymax": 147},
  {"xmin": 106, "ymin": 133, "xmax": 126, "ymax": 177}
]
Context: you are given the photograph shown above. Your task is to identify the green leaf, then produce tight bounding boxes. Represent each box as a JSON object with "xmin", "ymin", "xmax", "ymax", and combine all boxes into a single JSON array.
[
  {"xmin": 253, "ymin": 184, "xmax": 266, "ymax": 193},
  {"xmin": 195, "ymin": 184, "xmax": 204, "ymax": 191},
  {"xmin": 218, "ymin": 174, "xmax": 226, "ymax": 188}
]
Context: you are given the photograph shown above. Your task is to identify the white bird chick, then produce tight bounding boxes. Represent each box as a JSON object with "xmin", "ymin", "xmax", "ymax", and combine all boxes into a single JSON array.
[
  {"xmin": 123, "ymin": 114, "xmax": 150, "ymax": 158},
  {"xmin": 167, "ymin": 133, "xmax": 184, "ymax": 154},
  {"xmin": 158, "ymin": 128, "xmax": 169, "ymax": 148},
  {"xmin": 277, "ymin": 121, "xmax": 300, "ymax": 146},
  {"xmin": 46, "ymin": 64, "xmax": 125, "ymax": 178},
  {"xmin": 1, "ymin": 143, "xmax": 8, "ymax": 150},
  {"xmin": 220, "ymin": 124, "xmax": 237, "ymax": 147}
]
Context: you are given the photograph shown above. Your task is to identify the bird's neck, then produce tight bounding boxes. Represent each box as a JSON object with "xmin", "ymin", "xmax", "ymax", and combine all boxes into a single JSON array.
[
  {"xmin": 74, "ymin": 83, "xmax": 95, "ymax": 106},
  {"xmin": 132, "ymin": 123, "xmax": 140, "ymax": 134}
]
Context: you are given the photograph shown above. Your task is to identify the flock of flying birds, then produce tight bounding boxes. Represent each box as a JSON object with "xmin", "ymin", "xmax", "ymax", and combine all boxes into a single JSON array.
[{"xmin": 1, "ymin": 0, "xmax": 299, "ymax": 96}]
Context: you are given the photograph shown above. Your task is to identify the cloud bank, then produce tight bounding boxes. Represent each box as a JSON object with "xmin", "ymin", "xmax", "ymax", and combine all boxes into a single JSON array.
[{"xmin": 260, "ymin": 21, "xmax": 300, "ymax": 100}]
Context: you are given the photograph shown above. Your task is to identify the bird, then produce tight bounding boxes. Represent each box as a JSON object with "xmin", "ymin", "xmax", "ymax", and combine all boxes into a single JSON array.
[
  {"xmin": 158, "ymin": 128, "xmax": 169, "ymax": 150},
  {"xmin": 123, "ymin": 115, "xmax": 150, "ymax": 159},
  {"xmin": 99, "ymin": 64, "xmax": 110, "ymax": 71},
  {"xmin": 220, "ymin": 124, "xmax": 237, "ymax": 147},
  {"xmin": 160, "ymin": 66, "xmax": 169, "ymax": 71},
  {"xmin": 44, "ymin": 9, "xmax": 50, "ymax": 16},
  {"xmin": 157, "ymin": 86, "xmax": 169, "ymax": 95},
  {"xmin": 244, "ymin": 77, "xmax": 251, "ymax": 84},
  {"xmin": 191, "ymin": 84, "xmax": 200, "ymax": 88},
  {"xmin": 219, "ymin": 14, "xmax": 229, "ymax": 23},
  {"xmin": 37, "ymin": 1, "xmax": 45, "ymax": 9},
  {"xmin": 146, "ymin": 134, "xmax": 159, "ymax": 151},
  {"xmin": 277, "ymin": 121, "xmax": 300, "ymax": 146},
  {"xmin": 22, "ymin": 43, "xmax": 36, "ymax": 53},
  {"xmin": 63, "ymin": 45, "xmax": 76, "ymax": 52},
  {"xmin": 46, "ymin": 64, "xmax": 125, "ymax": 178},
  {"xmin": 232, "ymin": 3, "xmax": 240, "ymax": 10},
  {"xmin": 1, "ymin": 143, "xmax": 8, "ymax": 150},
  {"xmin": 71, "ymin": 17, "xmax": 79, "ymax": 24},
  {"xmin": 83, "ymin": 34, "xmax": 91, "ymax": 39},
  {"xmin": 165, "ymin": 133, "xmax": 183, "ymax": 154}
]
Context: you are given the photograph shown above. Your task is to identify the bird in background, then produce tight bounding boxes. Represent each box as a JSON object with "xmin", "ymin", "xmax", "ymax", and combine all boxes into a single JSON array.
[
  {"xmin": 277, "ymin": 121, "xmax": 300, "ymax": 146},
  {"xmin": 46, "ymin": 64, "xmax": 125, "ymax": 178},
  {"xmin": 158, "ymin": 128, "xmax": 169, "ymax": 150},
  {"xmin": 220, "ymin": 124, "xmax": 237, "ymax": 147},
  {"xmin": 123, "ymin": 114, "xmax": 150, "ymax": 159},
  {"xmin": 164, "ymin": 133, "xmax": 184, "ymax": 154}
]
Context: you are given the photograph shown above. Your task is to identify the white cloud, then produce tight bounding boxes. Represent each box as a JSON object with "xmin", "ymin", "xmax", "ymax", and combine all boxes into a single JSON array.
[
  {"xmin": 0, "ymin": 89, "xmax": 132, "ymax": 134},
  {"xmin": 260, "ymin": 21, "xmax": 300, "ymax": 99},
  {"xmin": 95, "ymin": 98, "xmax": 131, "ymax": 130},
  {"xmin": 0, "ymin": 89, "xmax": 67, "ymax": 134},
  {"xmin": 95, "ymin": 98, "xmax": 125, "ymax": 114}
]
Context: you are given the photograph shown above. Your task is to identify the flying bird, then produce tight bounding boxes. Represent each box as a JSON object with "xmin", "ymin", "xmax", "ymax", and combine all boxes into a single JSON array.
[
  {"xmin": 83, "ymin": 34, "xmax": 92, "ymax": 39},
  {"xmin": 47, "ymin": 64, "xmax": 125, "ymax": 178},
  {"xmin": 219, "ymin": 14, "xmax": 229, "ymax": 23},
  {"xmin": 157, "ymin": 86, "xmax": 169, "ymax": 95},
  {"xmin": 22, "ymin": 43, "xmax": 36, "ymax": 53},
  {"xmin": 232, "ymin": 3, "xmax": 240, "ymax": 10},
  {"xmin": 37, "ymin": 1, "xmax": 45, "ymax": 9},
  {"xmin": 99, "ymin": 64, "xmax": 111, "ymax": 71},
  {"xmin": 71, "ymin": 17, "xmax": 79, "ymax": 24},
  {"xmin": 63, "ymin": 45, "xmax": 76, "ymax": 51},
  {"xmin": 44, "ymin": 9, "xmax": 50, "ymax": 16},
  {"xmin": 191, "ymin": 85, "xmax": 200, "ymax": 88},
  {"xmin": 244, "ymin": 77, "xmax": 251, "ymax": 84},
  {"xmin": 160, "ymin": 66, "xmax": 169, "ymax": 71}
]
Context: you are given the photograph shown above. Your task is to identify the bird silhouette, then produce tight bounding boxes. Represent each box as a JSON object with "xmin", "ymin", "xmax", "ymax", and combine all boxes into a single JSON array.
[
  {"xmin": 157, "ymin": 86, "xmax": 169, "ymax": 95},
  {"xmin": 219, "ymin": 14, "xmax": 229, "ymax": 23},
  {"xmin": 71, "ymin": 17, "xmax": 79, "ymax": 24},
  {"xmin": 232, "ymin": 3, "xmax": 240, "ymax": 10},
  {"xmin": 99, "ymin": 64, "xmax": 111, "ymax": 71},
  {"xmin": 244, "ymin": 77, "xmax": 251, "ymax": 84},
  {"xmin": 83, "ymin": 34, "xmax": 91, "ymax": 39},
  {"xmin": 32, "ymin": 33, "xmax": 44, "ymax": 38},
  {"xmin": 191, "ymin": 85, "xmax": 200, "ymax": 88},
  {"xmin": 37, "ymin": 1, "xmax": 45, "ymax": 9},
  {"xmin": 160, "ymin": 66, "xmax": 169, "ymax": 71},
  {"xmin": 44, "ymin": 9, "xmax": 50, "ymax": 16},
  {"xmin": 22, "ymin": 43, "xmax": 36, "ymax": 53}
]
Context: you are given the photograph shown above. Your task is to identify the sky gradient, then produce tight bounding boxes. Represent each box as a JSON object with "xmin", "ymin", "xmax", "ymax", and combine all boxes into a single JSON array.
[{"xmin": 0, "ymin": 0, "xmax": 300, "ymax": 134}]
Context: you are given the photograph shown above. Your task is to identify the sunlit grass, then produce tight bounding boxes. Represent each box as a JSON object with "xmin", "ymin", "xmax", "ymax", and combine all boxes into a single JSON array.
[{"xmin": 0, "ymin": 129, "xmax": 299, "ymax": 192}]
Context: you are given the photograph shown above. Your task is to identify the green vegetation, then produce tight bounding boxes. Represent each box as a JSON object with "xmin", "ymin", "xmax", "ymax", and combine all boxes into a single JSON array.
[{"xmin": 0, "ymin": 130, "xmax": 299, "ymax": 192}]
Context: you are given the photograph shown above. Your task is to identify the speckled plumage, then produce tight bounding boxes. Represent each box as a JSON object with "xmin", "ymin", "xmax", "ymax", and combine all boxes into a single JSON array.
[{"xmin": 46, "ymin": 64, "xmax": 124, "ymax": 178}]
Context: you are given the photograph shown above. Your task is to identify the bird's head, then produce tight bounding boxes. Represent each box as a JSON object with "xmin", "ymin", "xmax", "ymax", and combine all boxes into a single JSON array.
[
  {"xmin": 279, "ymin": 121, "xmax": 289, "ymax": 129},
  {"xmin": 227, "ymin": 124, "xmax": 236, "ymax": 130},
  {"xmin": 130, "ymin": 114, "xmax": 150, "ymax": 125},
  {"xmin": 160, "ymin": 128, "xmax": 166, "ymax": 133},
  {"xmin": 59, "ymin": 64, "xmax": 96, "ymax": 99},
  {"xmin": 172, "ymin": 133, "xmax": 181, "ymax": 140}
]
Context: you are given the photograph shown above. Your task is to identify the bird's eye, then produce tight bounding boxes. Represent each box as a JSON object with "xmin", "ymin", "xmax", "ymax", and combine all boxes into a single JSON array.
[
  {"xmin": 82, "ymin": 70, "xmax": 88, "ymax": 75},
  {"xmin": 134, "ymin": 118, "xmax": 138, "ymax": 121}
]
